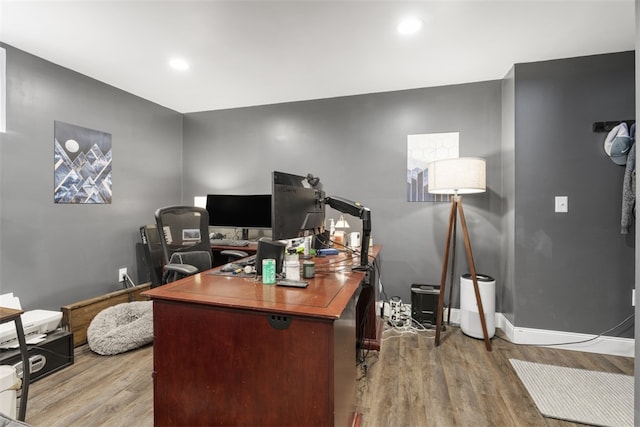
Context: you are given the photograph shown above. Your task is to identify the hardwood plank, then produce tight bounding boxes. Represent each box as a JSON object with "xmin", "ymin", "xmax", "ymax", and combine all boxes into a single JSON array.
[
  {"xmin": 25, "ymin": 345, "xmax": 153, "ymax": 427},
  {"xmin": 25, "ymin": 325, "xmax": 633, "ymax": 426}
]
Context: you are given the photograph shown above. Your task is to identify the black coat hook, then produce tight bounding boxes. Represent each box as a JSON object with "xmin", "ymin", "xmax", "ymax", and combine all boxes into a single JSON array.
[{"xmin": 593, "ymin": 120, "xmax": 635, "ymax": 133}]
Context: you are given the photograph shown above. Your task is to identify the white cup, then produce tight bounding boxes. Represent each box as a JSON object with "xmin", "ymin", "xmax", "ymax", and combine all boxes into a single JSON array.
[{"xmin": 285, "ymin": 254, "xmax": 300, "ymax": 281}]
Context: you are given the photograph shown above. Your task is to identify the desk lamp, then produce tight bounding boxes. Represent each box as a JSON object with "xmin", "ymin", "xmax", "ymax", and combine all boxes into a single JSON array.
[
  {"xmin": 193, "ymin": 196, "xmax": 207, "ymax": 209},
  {"xmin": 427, "ymin": 157, "xmax": 491, "ymax": 351}
]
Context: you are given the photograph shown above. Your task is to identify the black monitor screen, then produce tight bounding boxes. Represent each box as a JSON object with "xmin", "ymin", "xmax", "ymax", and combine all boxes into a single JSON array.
[
  {"xmin": 206, "ymin": 194, "xmax": 272, "ymax": 229},
  {"xmin": 272, "ymin": 171, "xmax": 325, "ymax": 240}
]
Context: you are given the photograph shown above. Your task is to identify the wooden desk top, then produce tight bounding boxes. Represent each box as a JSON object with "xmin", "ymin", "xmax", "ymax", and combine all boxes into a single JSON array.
[
  {"xmin": 0, "ymin": 307, "xmax": 24, "ymax": 323},
  {"xmin": 143, "ymin": 245, "xmax": 380, "ymax": 320}
]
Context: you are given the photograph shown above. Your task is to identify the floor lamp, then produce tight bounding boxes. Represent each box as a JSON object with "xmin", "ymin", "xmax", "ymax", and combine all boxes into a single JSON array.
[{"xmin": 427, "ymin": 157, "xmax": 492, "ymax": 351}]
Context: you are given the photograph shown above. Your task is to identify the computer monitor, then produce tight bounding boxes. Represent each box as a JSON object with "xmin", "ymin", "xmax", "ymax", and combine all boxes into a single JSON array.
[
  {"xmin": 254, "ymin": 238, "xmax": 286, "ymax": 275},
  {"xmin": 206, "ymin": 194, "xmax": 272, "ymax": 239},
  {"xmin": 271, "ymin": 171, "xmax": 326, "ymax": 241}
]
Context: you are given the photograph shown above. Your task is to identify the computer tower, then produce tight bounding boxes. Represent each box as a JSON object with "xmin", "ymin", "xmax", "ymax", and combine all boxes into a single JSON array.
[
  {"xmin": 411, "ymin": 283, "xmax": 440, "ymax": 327},
  {"xmin": 139, "ymin": 224, "xmax": 164, "ymax": 287}
]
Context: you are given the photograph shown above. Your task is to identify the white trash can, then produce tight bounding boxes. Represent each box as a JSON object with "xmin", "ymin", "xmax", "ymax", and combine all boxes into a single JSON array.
[
  {"xmin": 460, "ymin": 273, "xmax": 496, "ymax": 339},
  {"xmin": 0, "ymin": 365, "xmax": 19, "ymax": 419}
]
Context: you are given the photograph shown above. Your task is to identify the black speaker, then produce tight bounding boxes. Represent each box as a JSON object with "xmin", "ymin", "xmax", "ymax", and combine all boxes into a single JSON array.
[
  {"xmin": 314, "ymin": 230, "xmax": 331, "ymax": 249},
  {"xmin": 411, "ymin": 283, "xmax": 440, "ymax": 327},
  {"xmin": 255, "ymin": 238, "xmax": 286, "ymax": 275}
]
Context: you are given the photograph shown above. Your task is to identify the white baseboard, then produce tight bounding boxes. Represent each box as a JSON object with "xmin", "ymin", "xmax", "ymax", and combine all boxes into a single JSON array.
[
  {"xmin": 402, "ymin": 303, "xmax": 634, "ymax": 358},
  {"xmin": 495, "ymin": 313, "xmax": 634, "ymax": 358}
]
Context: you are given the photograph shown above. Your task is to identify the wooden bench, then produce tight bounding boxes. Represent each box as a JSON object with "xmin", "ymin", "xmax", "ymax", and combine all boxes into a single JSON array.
[{"xmin": 61, "ymin": 283, "xmax": 151, "ymax": 347}]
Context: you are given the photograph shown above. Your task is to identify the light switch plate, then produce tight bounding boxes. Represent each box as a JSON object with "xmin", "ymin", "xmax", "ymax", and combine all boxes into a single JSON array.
[{"xmin": 555, "ymin": 196, "xmax": 568, "ymax": 213}]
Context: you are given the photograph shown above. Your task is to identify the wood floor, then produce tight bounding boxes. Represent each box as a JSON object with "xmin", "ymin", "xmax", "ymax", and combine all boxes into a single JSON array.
[
  {"xmin": 23, "ymin": 325, "xmax": 633, "ymax": 427},
  {"xmin": 356, "ymin": 326, "xmax": 633, "ymax": 426}
]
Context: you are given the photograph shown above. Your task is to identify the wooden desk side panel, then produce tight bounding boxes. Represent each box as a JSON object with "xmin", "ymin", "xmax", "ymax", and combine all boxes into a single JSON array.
[
  {"xmin": 333, "ymin": 296, "xmax": 357, "ymax": 427},
  {"xmin": 356, "ymin": 247, "xmax": 383, "ymax": 351},
  {"xmin": 153, "ymin": 300, "xmax": 338, "ymax": 426}
]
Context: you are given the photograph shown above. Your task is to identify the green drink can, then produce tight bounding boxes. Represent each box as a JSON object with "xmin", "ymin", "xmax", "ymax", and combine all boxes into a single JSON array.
[{"xmin": 262, "ymin": 259, "xmax": 276, "ymax": 285}]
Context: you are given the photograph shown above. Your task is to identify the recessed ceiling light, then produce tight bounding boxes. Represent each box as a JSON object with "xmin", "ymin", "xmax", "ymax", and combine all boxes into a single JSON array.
[
  {"xmin": 397, "ymin": 17, "xmax": 423, "ymax": 35},
  {"xmin": 169, "ymin": 58, "xmax": 190, "ymax": 71}
]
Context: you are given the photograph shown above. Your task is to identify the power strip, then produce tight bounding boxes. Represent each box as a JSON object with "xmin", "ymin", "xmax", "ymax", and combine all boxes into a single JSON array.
[
  {"xmin": 379, "ymin": 300, "xmax": 412, "ymax": 327},
  {"xmin": 379, "ymin": 299, "xmax": 457, "ymax": 328}
]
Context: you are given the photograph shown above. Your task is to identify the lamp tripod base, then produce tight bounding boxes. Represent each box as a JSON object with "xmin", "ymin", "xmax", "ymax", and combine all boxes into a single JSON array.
[{"xmin": 434, "ymin": 195, "xmax": 492, "ymax": 352}]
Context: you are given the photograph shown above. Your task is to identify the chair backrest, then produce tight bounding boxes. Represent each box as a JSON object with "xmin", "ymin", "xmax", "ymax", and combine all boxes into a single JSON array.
[{"xmin": 154, "ymin": 206, "xmax": 212, "ymax": 268}]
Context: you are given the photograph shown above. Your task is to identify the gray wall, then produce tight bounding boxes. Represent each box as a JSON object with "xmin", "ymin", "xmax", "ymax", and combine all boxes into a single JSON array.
[
  {"xmin": 183, "ymin": 83, "xmax": 504, "ymax": 307},
  {"xmin": 0, "ymin": 42, "xmax": 634, "ymax": 343},
  {"xmin": 0, "ymin": 44, "xmax": 184, "ymax": 310},
  {"xmin": 513, "ymin": 51, "xmax": 635, "ymax": 337},
  {"xmin": 183, "ymin": 51, "xmax": 636, "ymax": 338},
  {"xmin": 501, "ymin": 67, "xmax": 516, "ymax": 323}
]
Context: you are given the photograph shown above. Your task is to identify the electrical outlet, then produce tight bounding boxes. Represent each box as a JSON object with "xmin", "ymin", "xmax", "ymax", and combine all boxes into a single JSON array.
[
  {"xmin": 118, "ymin": 267, "xmax": 127, "ymax": 282},
  {"xmin": 555, "ymin": 196, "xmax": 568, "ymax": 213}
]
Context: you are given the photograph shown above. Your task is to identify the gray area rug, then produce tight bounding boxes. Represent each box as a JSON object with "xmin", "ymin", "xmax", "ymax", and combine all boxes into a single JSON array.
[{"xmin": 510, "ymin": 359, "xmax": 633, "ymax": 427}]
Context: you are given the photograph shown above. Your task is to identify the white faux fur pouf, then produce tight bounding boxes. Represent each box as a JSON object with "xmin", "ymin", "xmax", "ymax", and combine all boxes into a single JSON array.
[{"xmin": 87, "ymin": 301, "xmax": 153, "ymax": 356}]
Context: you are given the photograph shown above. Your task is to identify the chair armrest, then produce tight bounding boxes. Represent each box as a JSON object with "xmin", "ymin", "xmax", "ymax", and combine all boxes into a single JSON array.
[
  {"xmin": 221, "ymin": 250, "xmax": 249, "ymax": 259},
  {"xmin": 164, "ymin": 263, "xmax": 199, "ymax": 276}
]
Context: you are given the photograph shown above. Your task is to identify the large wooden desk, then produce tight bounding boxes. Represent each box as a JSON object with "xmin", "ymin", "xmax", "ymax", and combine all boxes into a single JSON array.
[{"xmin": 143, "ymin": 246, "xmax": 381, "ymax": 426}]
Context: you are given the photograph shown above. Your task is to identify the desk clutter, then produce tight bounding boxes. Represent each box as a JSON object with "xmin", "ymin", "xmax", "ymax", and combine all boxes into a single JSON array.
[{"xmin": 210, "ymin": 252, "xmax": 313, "ymax": 288}]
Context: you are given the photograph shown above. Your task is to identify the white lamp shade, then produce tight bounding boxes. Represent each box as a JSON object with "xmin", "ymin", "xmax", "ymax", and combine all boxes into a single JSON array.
[{"xmin": 427, "ymin": 157, "xmax": 486, "ymax": 194}]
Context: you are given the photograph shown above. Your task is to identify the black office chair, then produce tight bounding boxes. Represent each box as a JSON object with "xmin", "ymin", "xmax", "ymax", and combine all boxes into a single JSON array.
[{"xmin": 154, "ymin": 206, "xmax": 247, "ymax": 284}]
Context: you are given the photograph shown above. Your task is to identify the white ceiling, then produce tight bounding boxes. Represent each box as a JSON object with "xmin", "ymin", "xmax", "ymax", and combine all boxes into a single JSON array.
[{"xmin": 0, "ymin": 1, "xmax": 635, "ymax": 114}]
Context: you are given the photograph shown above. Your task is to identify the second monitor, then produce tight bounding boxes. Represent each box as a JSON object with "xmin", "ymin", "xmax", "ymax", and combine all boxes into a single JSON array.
[{"xmin": 206, "ymin": 194, "xmax": 271, "ymax": 240}]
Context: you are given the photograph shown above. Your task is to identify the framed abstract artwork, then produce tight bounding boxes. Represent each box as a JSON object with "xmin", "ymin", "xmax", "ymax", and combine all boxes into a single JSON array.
[
  {"xmin": 407, "ymin": 132, "xmax": 459, "ymax": 202},
  {"xmin": 54, "ymin": 121, "xmax": 112, "ymax": 204}
]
